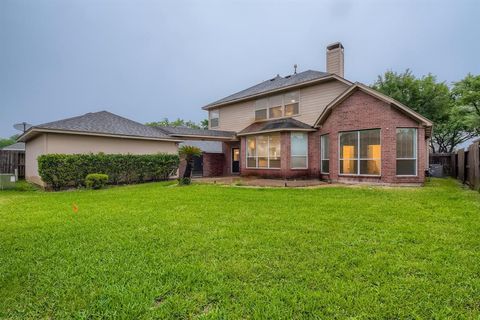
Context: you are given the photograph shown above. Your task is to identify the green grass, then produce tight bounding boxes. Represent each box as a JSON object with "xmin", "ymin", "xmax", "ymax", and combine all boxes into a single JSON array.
[{"xmin": 1, "ymin": 179, "xmax": 479, "ymax": 319}]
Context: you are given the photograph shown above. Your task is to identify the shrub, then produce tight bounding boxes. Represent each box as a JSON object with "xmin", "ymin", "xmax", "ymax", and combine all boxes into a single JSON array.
[
  {"xmin": 85, "ymin": 173, "xmax": 109, "ymax": 190},
  {"xmin": 38, "ymin": 153, "xmax": 180, "ymax": 190}
]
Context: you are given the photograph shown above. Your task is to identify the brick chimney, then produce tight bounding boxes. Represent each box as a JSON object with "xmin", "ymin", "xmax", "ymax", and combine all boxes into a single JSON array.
[{"xmin": 326, "ymin": 42, "xmax": 344, "ymax": 78}]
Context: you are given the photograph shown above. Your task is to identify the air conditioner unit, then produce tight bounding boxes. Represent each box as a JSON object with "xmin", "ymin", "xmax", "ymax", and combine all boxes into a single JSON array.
[{"xmin": 0, "ymin": 173, "xmax": 16, "ymax": 190}]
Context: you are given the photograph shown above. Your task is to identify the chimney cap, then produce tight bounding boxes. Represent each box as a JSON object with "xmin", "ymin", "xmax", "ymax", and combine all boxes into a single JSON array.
[{"xmin": 327, "ymin": 42, "xmax": 344, "ymax": 51}]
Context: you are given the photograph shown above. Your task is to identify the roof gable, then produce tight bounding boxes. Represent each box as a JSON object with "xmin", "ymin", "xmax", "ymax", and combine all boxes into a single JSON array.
[{"xmin": 314, "ymin": 83, "xmax": 433, "ymax": 131}]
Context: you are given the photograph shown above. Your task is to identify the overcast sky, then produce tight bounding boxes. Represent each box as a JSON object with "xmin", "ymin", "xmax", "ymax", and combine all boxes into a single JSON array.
[{"xmin": 1, "ymin": 0, "xmax": 479, "ymax": 137}]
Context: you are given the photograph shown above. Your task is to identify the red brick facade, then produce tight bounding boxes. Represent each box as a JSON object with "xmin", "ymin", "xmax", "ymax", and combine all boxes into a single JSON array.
[
  {"xmin": 233, "ymin": 90, "xmax": 428, "ymax": 184},
  {"xmin": 318, "ymin": 90, "xmax": 427, "ymax": 184}
]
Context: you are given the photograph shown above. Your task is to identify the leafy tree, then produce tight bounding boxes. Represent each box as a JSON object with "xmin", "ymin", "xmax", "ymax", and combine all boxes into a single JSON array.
[
  {"xmin": 452, "ymin": 73, "xmax": 480, "ymax": 126},
  {"xmin": 0, "ymin": 135, "xmax": 19, "ymax": 148},
  {"xmin": 372, "ymin": 70, "xmax": 478, "ymax": 153},
  {"xmin": 178, "ymin": 145, "xmax": 202, "ymax": 181},
  {"xmin": 146, "ymin": 118, "xmax": 204, "ymax": 129},
  {"xmin": 200, "ymin": 119, "xmax": 209, "ymax": 129}
]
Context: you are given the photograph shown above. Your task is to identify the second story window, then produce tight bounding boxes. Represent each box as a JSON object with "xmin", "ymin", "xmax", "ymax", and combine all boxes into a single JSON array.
[
  {"xmin": 255, "ymin": 98, "xmax": 268, "ymax": 121},
  {"xmin": 284, "ymin": 91, "xmax": 299, "ymax": 116},
  {"xmin": 255, "ymin": 91, "xmax": 300, "ymax": 121},
  {"xmin": 210, "ymin": 110, "xmax": 219, "ymax": 128}
]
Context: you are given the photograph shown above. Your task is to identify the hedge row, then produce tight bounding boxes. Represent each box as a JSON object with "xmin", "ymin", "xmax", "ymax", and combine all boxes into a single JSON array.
[{"xmin": 38, "ymin": 153, "xmax": 179, "ymax": 190}]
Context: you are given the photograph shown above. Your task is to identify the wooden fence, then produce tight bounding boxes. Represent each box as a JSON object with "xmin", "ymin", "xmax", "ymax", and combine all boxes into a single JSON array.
[
  {"xmin": 451, "ymin": 140, "xmax": 480, "ymax": 190},
  {"xmin": 0, "ymin": 150, "xmax": 25, "ymax": 178}
]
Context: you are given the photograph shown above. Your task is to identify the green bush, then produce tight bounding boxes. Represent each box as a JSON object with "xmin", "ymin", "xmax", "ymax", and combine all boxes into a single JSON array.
[
  {"xmin": 38, "ymin": 153, "xmax": 179, "ymax": 190},
  {"xmin": 85, "ymin": 173, "xmax": 109, "ymax": 190}
]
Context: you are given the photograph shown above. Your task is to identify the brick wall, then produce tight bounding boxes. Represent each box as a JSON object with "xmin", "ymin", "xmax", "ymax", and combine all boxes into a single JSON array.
[
  {"xmin": 202, "ymin": 152, "xmax": 224, "ymax": 177},
  {"xmin": 319, "ymin": 90, "xmax": 426, "ymax": 184}
]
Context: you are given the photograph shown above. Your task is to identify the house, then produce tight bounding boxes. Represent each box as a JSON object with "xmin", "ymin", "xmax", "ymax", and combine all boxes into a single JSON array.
[
  {"xmin": 199, "ymin": 42, "xmax": 432, "ymax": 184},
  {"xmin": 19, "ymin": 42, "xmax": 433, "ymax": 186},
  {"xmin": 18, "ymin": 111, "xmax": 181, "ymax": 185}
]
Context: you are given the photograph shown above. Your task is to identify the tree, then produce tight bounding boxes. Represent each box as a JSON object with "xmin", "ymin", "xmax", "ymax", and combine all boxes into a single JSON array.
[
  {"xmin": 145, "ymin": 118, "xmax": 203, "ymax": 129},
  {"xmin": 452, "ymin": 73, "xmax": 480, "ymax": 127},
  {"xmin": 372, "ymin": 70, "xmax": 478, "ymax": 153},
  {"xmin": 200, "ymin": 119, "xmax": 209, "ymax": 129},
  {"xmin": 0, "ymin": 135, "xmax": 19, "ymax": 148},
  {"xmin": 178, "ymin": 145, "xmax": 202, "ymax": 182}
]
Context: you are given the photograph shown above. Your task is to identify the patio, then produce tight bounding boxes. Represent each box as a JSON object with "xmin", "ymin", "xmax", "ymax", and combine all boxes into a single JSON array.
[{"xmin": 192, "ymin": 176, "xmax": 329, "ymax": 187}]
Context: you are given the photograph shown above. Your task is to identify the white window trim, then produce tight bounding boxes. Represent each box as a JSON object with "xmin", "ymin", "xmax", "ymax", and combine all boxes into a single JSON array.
[
  {"xmin": 246, "ymin": 134, "xmax": 281, "ymax": 170},
  {"xmin": 320, "ymin": 134, "xmax": 329, "ymax": 174},
  {"xmin": 210, "ymin": 110, "xmax": 219, "ymax": 128},
  {"xmin": 254, "ymin": 91, "xmax": 300, "ymax": 121},
  {"xmin": 290, "ymin": 132, "xmax": 308, "ymax": 169},
  {"xmin": 338, "ymin": 129, "xmax": 382, "ymax": 177},
  {"xmin": 396, "ymin": 128, "xmax": 418, "ymax": 177}
]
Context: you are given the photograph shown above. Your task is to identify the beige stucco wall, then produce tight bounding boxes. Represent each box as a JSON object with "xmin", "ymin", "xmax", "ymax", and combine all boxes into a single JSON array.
[
  {"xmin": 25, "ymin": 132, "xmax": 178, "ymax": 185},
  {"xmin": 209, "ymin": 79, "xmax": 349, "ymax": 132}
]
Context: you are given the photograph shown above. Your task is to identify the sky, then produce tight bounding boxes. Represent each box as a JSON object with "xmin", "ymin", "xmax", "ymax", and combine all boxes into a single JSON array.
[{"xmin": 1, "ymin": 0, "xmax": 479, "ymax": 137}]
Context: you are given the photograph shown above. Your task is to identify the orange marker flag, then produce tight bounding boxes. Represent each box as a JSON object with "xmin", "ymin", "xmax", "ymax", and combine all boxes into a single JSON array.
[{"xmin": 72, "ymin": 202, "xmax": 79, "ymax": 213}]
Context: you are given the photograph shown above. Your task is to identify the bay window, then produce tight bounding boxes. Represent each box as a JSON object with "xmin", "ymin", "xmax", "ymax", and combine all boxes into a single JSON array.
[
  {"xmin": 210, "ymin": 110, "xmax": 219, "ymax": 128},
  {"xmin": 246, "ymin": 133, "xmax": 281, "ymax": 168},
  {"xmin": 396, "ymin": 128, "xmax": 417, "ymax": 175},
  {"xmin": 321, "ymin": 134, "xmax": 329, "ymax": 173},
  {"xmin": 339, "ymin": 129, "xmax": 381, "ymax": 175},
  {"xmin": 291, "ymin": 132, "xmax": 308, "ymax": 168}
]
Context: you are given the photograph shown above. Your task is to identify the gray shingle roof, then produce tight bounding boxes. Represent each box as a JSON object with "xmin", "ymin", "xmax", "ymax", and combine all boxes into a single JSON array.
[
  {"xmin": 0, "ymin": 142, "xmax": 25, "ymax": 151},
  {"xmin": 158, "ymin": 126, "xmax": 236, "ymax": 139},
  {"xmin": 33, "ymin": 111, "xmax": 174, "ymax": 140},
  {"xmin": 205, "ymin": 70, "xmax": 331, "ymax": 108},
  {"xmin": 238, "ymin": 118, "xmax": 314, "ymax": 135}
]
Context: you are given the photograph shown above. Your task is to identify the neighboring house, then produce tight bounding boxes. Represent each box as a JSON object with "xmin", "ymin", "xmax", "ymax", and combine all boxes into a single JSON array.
[
  {"xmin": 18, "ymin": 111, "xmax": 181, "ymax": 185},
  {"xmin": 200, "ymin": 42, "xmax": 432, "ymax": 184},
  {"xmin": 0, "ymin": 142, "xmax": 25, "ymax": 151}
]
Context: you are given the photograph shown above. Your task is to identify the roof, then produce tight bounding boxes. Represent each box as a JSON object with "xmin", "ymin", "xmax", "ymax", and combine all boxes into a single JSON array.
[
  {"xmin": 314, "ymin": 82, "xmax": 434, "ymax": 137},
  {"xmin": 0, "ymin": 142, "xmax": 25, "ymax": 151},
  {"xmin": 18, "ymin": 111, "xmax": 180, "ymax": 142},
  {"xmin": 237, "ymin": 118, "xmax": 315, "ymax": 136},
  {"xmin": 158, "ymin": 126, "xmax": 236, "ymax": 140},
  {"xmin": 203, "ymin": 70, "xmax": 352, "ymax": 109}
]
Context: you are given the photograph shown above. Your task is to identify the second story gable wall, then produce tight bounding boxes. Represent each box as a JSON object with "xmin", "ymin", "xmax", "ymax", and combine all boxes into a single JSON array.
[{"xmin": 209, "ymin": 79, "xmax": 349, "ymax": 132}]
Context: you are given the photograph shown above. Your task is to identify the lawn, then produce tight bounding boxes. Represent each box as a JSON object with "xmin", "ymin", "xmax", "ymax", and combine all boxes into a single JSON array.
[{"xmin": 0, "ymin": 179, "xmax": 479, "ymax": 319}]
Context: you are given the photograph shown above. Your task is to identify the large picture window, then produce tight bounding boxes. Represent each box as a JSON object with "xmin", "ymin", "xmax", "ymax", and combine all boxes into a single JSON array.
[
  {"xmin": 321, "ymin": 134, "xmax": 329, "ymax": 173},
  {"xmin": 339, "ymin": 129, "xmax": 381, "ymax": 175},
  {"xmin": 396, "ymin": 128, "xmax": 417, "ymax": 176},
  {"xmin": 291, "ymin": 132, "xmax": 308, "ymax": 168},
  {"xmin": 246, "ymin": 133, "xmax": 281, "ymax": 168}
]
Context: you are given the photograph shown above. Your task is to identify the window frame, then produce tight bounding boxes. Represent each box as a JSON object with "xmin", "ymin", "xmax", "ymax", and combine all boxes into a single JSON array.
[
  {"xmin": 254, "ymin": 91, "xmax": 300, "ymax": 121},
  {"xmin": 320, "ymin": 134, "xmax": 329, "ymax": 174},
  {"xmin": 338, "ymin": 129, "xmax": 382, "ymax": 177},
  {"xmin": 290, "ymin": 132, "xmax": 308, "ymax": 169},
  {"xmin": 396, "ymin": 128, "xmax": 418, "ymax": 177},
  {"xmin": 246, "ymin": 134, "xmax": 281, "ymax": 170},
  {"xmin": 210, "ymin": 110, "xmax": 219, "ymax": 128}
]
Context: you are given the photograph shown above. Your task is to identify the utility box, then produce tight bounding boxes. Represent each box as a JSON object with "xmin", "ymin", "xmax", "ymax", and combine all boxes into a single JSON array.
[{"xmin": 0, "ymin": 174, "xmax": 16, "ymax": 190}]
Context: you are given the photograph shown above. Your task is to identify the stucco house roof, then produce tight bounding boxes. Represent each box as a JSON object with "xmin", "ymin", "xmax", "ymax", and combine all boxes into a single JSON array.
[
  {"xmin": 203, "ymin": 70, "xmax": 352, "ymax": 110},
  {"xmin": 157, "ymin": 126, "xmax": 236, "ymax": 140},
  {"xmin": 0, "ymin": 142, "xmax": 25, "ymax": 151},
  {"xmin": 18, "ymin": 111, "xmax": 181, "ymax": 142},
  {"xmin": 237, "ymin": 118, "xmax": 315, "ymax": 136}
]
